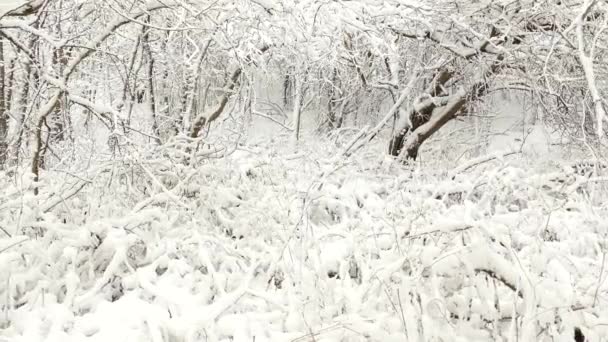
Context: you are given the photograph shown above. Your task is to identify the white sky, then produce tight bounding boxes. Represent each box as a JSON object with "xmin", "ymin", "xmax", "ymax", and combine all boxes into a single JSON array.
[{"xmin": 0, "ymin": 0, "xmax": 25, "ymax": 15}]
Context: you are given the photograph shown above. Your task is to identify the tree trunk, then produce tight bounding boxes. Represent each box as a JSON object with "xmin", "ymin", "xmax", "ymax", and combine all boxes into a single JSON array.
[
  {"xmin": 189, "ymin": 45, "xmax": 269, "ymax": 139},
  {"xmin": 292, "ymin": 72, "xmax": 303, "ymax": 141},
  {"xmin": 389, "ymin": 69, "xmax": 454, "ymax": 157},
  {"xmin": 402, "ymin": 91, "xmax": 467, "ymax": 159},
  {"xmin": 396, "ymin": 64, "xmax": 499, "ymax": 160},
  {"xmin": 12, "ymin": 27, "xmax": 40, "ymax": 166},
  {"xmin": 283, "ymin": 72, "xmax": 292, "ymax": 107},
  {"xmin": 190, "ymin": 68, "xmax": 242, "ymax": 139},
  {"xmin": 142, "ymin": 18, "xmax": 161, "ymax": 144}
]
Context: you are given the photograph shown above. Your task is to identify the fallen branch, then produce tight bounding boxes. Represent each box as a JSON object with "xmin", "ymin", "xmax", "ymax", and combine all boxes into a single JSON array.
[
  {"xmin": 252, "ymin": 110, "xmax": 293, "ymax": 131},
  {"xmin": 449, "ymin": 149, "xmax": 521, "ymax": 178},
  {"xmin": 42, "ymin": 179, "xmax": 91, "ymax": 213},
  {"xmin": 476, "ymin": 268, "xmax": 523, "ymax": 298}
]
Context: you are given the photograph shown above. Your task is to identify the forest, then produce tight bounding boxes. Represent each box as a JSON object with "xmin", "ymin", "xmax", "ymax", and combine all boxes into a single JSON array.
[{"xmin": 0, "ymin": 0, "xmax": 607, "ymax": 341}]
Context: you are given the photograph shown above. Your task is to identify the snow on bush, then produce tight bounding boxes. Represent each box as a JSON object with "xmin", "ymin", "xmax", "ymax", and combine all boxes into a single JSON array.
[{"xmin": 0, "ymin": 136, "xmax": 607, "ymax": 341}]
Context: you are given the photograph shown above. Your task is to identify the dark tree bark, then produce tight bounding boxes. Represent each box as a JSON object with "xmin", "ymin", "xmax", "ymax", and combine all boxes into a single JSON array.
[
  {"xmin": 142, "ymin": 17, "xmax": 161, "ymax": 144},
  {"xmin": 3, "ymin": 0, "xmax": 45, "ymax": 17},
  {"xmin": 190, "ymin": 45, "xmax": 270, "ymax": 139},
  {"xmin": 388, "ymin": 69, "xmax": 454, "ymax": 157},
  {"xmin": 190, "ymin": 68, "xmax": 242, "ymax": 139},
  {"xmin": 397, "ymin": 60, "xmax": 502, "ymax": 160},
  {"xmin": 387, "ymin": 19, "xmax": 514, "ymax": 160}
]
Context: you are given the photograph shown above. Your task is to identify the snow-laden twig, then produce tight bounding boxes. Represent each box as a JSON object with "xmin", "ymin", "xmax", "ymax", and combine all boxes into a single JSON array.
[
  {"xmin": 131, "ymin": 158, "xmax": 191, "ymax": 211},
  {"xmin": 41, "ymin": 179, "xmax": 90, "ymax": 213},
  {"xmin": 184, "ymin": 262, "xmax": 260, "ymax": 342},
  {"xmin": 252, "ymin": 110, "xmax": 293, "ymax": 131},
  {"xmin": 0, "ymin": 236, "xmax": 28, "ymax": 254},
  {"xmin": 449, "ymin": 149, "xmax": 521, "ymax": 177}
]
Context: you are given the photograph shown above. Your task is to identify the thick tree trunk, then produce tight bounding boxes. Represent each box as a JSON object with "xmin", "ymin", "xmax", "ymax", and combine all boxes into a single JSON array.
[
  {"xmin": 402, "ymin": 91, "xmax": 467, "ymax": 159},
  {"xmin": 190, "ymin": 68, "xmax": 242, "ymax": 139},
  {"xmin": 388, "ymin": 69, "xmax": 454, "ymax": 157},
  {"xmin": 395, "ymin": 64, "xmax": 499, "ymax": 160}
]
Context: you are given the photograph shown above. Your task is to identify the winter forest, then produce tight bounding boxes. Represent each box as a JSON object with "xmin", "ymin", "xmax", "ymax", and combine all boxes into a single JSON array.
[{"xmin": 0, "ymin": 0, "xmax": 607, "ymax": 341}]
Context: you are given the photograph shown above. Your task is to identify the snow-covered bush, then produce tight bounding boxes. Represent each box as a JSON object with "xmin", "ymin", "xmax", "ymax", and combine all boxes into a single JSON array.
[{"xmin": 1, "ymin": 135, "xmax": 607, "ymax": 341}]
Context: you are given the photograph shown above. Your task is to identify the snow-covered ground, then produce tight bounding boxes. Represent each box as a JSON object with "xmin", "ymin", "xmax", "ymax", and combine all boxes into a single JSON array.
[{"xmin": 0, "ymin": 133, "xmax": 607, "ymax": 341}]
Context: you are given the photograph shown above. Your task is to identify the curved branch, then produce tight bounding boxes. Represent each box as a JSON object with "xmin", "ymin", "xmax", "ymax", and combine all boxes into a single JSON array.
[{"xmin": 1, "ymin": 0, "xmax": 45, "ymax": 18}]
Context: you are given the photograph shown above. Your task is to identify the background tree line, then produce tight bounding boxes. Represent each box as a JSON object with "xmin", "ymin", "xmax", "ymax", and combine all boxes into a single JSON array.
[{"xmin": 0, "ymin": 0, "xmax": 605, "ymax": 182}]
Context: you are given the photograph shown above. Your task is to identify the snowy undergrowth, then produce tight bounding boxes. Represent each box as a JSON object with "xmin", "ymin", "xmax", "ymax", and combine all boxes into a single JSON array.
[{"xmin": 0, "ymin": 135, "xmax": 607, "ymax": 342}]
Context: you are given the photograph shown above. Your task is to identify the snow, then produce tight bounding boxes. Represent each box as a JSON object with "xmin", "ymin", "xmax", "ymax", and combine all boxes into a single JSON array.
[
  {"xmin": 0, "ymin": 0, "xmax": 24, "ymax": 14},
  {"xmin": 1, "ymin": 133, "xmax": 606, "ymax": 341},
  {"xmin": 1, "ymin": 0, "xmax": 607, "ymax": 339}
]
